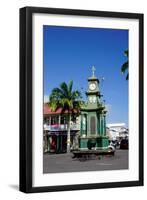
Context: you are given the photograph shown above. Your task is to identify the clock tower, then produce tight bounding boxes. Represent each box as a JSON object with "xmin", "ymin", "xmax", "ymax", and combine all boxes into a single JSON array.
[{"xmin": 79, "ymin": 66, "xmax": 109, "ymax": 150}]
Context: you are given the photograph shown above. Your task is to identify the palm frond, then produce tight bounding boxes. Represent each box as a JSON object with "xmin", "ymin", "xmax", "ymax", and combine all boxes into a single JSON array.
[
  {"xmin": 121, "ymin": 49, "xmax": 129, "ymax": 80},
  {"xmin": 121, "ymin": 61, "xmax": 128, "ymax": 74},
  {"xmin": 48, "ymin": 100, "xmax": 59, "ymax": 112},
  {"xmin": 60, "ymin": 82, "xmax": 69, "ymax": 97},
  {"xmin": 51, "ymin": 87, "xmax": 63, "ymax": 95},
  {"xmin": 124, "ymin": 50, "xmax": 128, "ymax": 57},
  {"xmin": 49, "ymin": 88, "xmax": 63, "ymax": 100},
  {"xmin": 68, "ymin": 80, "xmax": 73, "ymax": 94},
  {"xmin": 71, "ymin": 90, "xmax": 81, "ymax": 100}
]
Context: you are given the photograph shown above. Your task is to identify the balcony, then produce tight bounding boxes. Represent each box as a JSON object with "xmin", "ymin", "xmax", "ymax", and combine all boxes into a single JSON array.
[{"xmin": 44, "ymin": 123, "xmax": 80, "ymax": 131}]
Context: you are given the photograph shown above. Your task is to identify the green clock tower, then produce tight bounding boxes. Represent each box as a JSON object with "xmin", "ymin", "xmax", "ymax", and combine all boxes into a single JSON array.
[{"xmin": 79, "ymin": 66, "xmax": 109, "ymax": 150}]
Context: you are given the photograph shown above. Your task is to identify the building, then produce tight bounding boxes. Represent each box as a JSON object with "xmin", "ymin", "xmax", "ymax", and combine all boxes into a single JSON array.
[
  {"xmin": 43, "ymin": 104, "xmax": 80, "ymax": 153},
  {"xmin": 106, "ymin": 123, "xmax": 128, "ymax": 141}
]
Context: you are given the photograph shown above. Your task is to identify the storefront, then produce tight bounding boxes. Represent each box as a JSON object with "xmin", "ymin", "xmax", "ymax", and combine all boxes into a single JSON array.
[
  {"xmin": 45, "ymin": 131, "xmax": 78, "ymax": 153},
  {"xmin": 43, "ymin": 104, "xmax": 80, "ymax": 153}
]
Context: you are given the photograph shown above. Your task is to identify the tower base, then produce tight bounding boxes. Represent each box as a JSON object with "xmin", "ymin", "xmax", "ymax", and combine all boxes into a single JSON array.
[{"xmin": 79, "ymin": 136, "xmax": 109, "ymax": 150}]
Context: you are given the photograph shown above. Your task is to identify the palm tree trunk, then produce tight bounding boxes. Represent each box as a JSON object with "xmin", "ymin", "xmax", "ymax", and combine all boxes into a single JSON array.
[{"xmin": 67, "ymin": 113, "xmax": 71, "ymax": 153}]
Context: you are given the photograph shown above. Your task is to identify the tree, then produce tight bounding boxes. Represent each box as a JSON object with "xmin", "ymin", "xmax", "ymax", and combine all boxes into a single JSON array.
[
  {"xmin": 121, "ymin": 50, "xmax": 128, "ymax": 80},
  {"xmin": 49, "ymin": 80, "xmax": 82, "ymax": 153}
]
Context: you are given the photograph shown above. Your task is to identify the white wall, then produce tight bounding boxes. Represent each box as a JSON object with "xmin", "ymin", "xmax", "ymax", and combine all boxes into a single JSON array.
[{"xmin": 0, "ymin": 0, "xmax": 146, "ymax": 199}]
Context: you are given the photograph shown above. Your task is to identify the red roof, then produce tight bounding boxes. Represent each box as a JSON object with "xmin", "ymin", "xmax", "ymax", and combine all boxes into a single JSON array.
[{"xmin": 43, "ymin": 103, "xmax": 79, "ymax": 115}]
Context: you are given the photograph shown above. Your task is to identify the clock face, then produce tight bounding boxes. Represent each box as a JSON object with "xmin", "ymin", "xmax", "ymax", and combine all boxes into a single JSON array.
[{"xmin": 89, "ymin": 83, "xmax": 96, "ymax": 91}]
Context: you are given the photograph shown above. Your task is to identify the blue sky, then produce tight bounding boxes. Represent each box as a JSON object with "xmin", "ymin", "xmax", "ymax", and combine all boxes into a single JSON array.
[{"xmin": 43, "ymin": 25, "xmax": 128, "ymax": 125}]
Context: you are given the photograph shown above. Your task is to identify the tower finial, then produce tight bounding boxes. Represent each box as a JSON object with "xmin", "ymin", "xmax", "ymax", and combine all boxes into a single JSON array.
[{"xmin": 92, "ymin": 65, "xmax": 96, "ymax": 77}]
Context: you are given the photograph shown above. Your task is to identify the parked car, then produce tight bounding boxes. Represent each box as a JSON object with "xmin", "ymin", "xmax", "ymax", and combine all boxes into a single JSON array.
[
  {"xmin": 120, "ymin": 139, "xmax": 128, "ymax": 149},
  {"xmin": 109, "ymin": 139, "xmax": 119, "ymax": 149}
]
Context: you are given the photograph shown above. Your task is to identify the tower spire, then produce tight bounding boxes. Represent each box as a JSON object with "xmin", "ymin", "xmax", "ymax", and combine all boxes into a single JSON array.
[{"xmin": 92, "ymin": 65, "xmax": 96, "ymax": 77}]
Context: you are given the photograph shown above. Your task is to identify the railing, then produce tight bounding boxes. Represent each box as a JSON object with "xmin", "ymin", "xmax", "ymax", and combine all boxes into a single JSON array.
[{"xmin": 44, "ymin": 124, "xmax": 80, "ymax": 131}]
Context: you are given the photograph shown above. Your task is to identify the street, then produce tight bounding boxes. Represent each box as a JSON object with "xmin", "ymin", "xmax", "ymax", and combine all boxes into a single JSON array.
[{"xmin": 43, "ymin": 149, "xmax": 128, "ymax": 173}]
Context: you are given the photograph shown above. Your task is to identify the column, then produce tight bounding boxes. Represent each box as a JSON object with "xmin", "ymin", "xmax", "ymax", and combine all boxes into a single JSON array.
[
  {"xmin": 101, "ymin": 114, "xmax": 103, "ymax": 136},
  {"xmin": 99, "ymin": 114, "xmax": 102, "ymax": 136},
  {"xmin": 47, "ymin": 136, "xmax": 50, "ymax": 152},
  {"xmin": 83, "ymin": 114, "xmax": 86, "ymax": 135},
  {"xmin": 80, "ymin": 115, "xmax": 83, "ymax": 136},
  {"xmin": 97, "ymin": 113, "xmax": 100, "ymax": 135},
  {"xmin": 103, "ymin": 115, "xmax": 106, "ymax": 136},
  {"xmin": 56, "ymin": 135, "xmax": 59, "ymax": 153},
  {"xmin": 49, "ymin": 116, "xmax": 51, "ymax": 125},
  {"xmin": 58, "ymin": 115, "xmax": 61, "ymax": 125},
  {"xmin": 101, "ymin": 114, "xmax": 104, "ymax": 136}
]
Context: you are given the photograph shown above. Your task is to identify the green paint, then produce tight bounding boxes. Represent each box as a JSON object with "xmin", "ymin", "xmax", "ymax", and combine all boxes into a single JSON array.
[{"xmin": 79, "ymin": 138, "xmax": 88, "ymax": 149}]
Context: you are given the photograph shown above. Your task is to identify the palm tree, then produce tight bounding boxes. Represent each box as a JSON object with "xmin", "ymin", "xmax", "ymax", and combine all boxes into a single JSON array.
[
  {"xmin": 49, "ymin": 80, "xmax": 82, "ymax": 153},
  {"xmin": 121, "ymin": 50, "xmax": 128, "ymax": 80}
]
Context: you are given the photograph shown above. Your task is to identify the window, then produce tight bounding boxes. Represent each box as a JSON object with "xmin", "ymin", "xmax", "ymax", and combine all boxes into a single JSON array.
[{"xmin": 51, "ymin": 116, "xmax": 58, "ymax": 125}]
